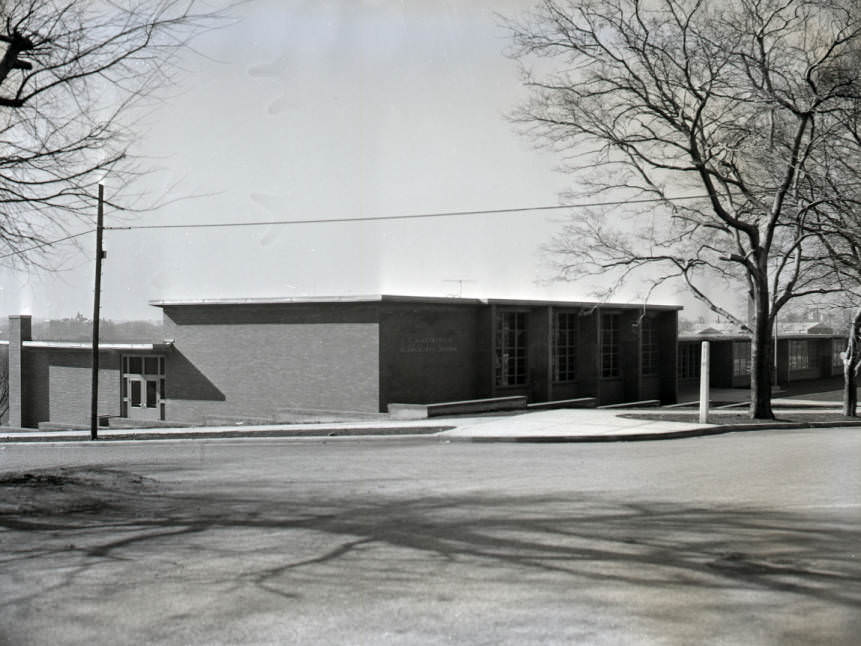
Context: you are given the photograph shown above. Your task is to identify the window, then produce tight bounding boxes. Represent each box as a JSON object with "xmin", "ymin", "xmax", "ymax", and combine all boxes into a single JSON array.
[
  {"xmin": 146, "ymin": 380, "xmax": 158, "ymax": 408},
  {"xmin": 145, "ymin": 357, "xmax": 159, "ymax": 375},
  {"xmin": 641, "ymin": 317, "xmax": 658, "ymax": 376},
  {"xmin": 601, "ymin": 314, "xmax": 620, "ymax": 378},
  {"xmin": 833, "ymin": 338, "xmax": 846, "ymax": 369},
  {"xmin": 123, "ymin": 355, "xmax": 165, "ymax": 379},
  {"xmin": 788, "ymin": 340, "xmax": 810, "ymax": 370},
  {"xmin": 496, "ymin": 311, "xmax": 527, "ymax": 386},
  {"xmin": 732, "ymin": 341, "xmax": 751, "ymax": 376},
  {"xmin": 678, "ymin": 343, "xmax": 700, "ymax": 380},
  {"xmin": 130, "ymin": 380, "xmax": 142, "ymax": 407},
  {"xmin": 553, "ymin": 312, "xmax": 578, "ymax": 382}
]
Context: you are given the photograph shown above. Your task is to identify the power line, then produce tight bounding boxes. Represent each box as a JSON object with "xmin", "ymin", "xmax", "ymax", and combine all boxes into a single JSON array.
[
  {"xmin": 0, "ymin": 194, "xmax": 714, "ymax": 258},
  {"xmin": 0, "ymin": 229, "xmax": 95, "ymax": 261},
  {"xmin": 104, "ymin": 194, "xmax": 713, "ymax": 232}
]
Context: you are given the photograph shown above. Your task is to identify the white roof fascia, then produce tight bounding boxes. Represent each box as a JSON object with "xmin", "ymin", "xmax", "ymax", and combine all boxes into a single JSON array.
[
  {"xmin": 148, "ymin": 294, "xmax": 680, "ymax": 310},
  {"xmin": 149, "ymin": 294, "xmax": 386, "ymax": 307},
  {"xmin": 22, "ymin": 341, "xmax": 164, "ymax": 351}
]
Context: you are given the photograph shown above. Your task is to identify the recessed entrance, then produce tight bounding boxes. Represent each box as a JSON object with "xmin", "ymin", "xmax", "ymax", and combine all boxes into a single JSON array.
[{"xmin": 122, "ymin": 355, "xmax": 165, "ymax": 421}]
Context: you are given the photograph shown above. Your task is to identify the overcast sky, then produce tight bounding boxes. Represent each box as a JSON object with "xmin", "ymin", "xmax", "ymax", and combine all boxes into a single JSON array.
[{"xmin": 1, "ymin": 0, "xmax": 684, "ymax": 322}]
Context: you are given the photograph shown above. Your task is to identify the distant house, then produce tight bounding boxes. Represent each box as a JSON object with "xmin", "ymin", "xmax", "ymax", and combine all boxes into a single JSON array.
[
  {"xmin": 692, "ymin": 322, "xmax": 746, "ymax": 337},
  {"xmin": 3, "ymin": 295, "xmax": 681, "ymax": 429},
  {"xmin": 678, "ymin": 323, "xmax": 845, "ymax": 391}
]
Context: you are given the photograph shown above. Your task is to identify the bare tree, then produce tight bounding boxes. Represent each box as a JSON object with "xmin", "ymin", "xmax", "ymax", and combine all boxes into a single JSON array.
[
  {"xmin": 508, "ymin": 0, "xmax": 861, "ymax": 419},
  {"xmin": 0, "ymin": 0, "xmax": 231, "ymax": 264}
]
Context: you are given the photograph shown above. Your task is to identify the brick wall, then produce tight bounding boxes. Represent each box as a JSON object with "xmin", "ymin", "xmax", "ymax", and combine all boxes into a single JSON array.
[
  {"xmin": 21, "ymin": 349, "xmax": 122, "ymax": 427},
  {"xmin": 161, "ymin": 302, "xmax": 381, "ymax": 422},
  {"xmin": 379, "ymin": 302, "xmax": 483, "ymax": 407}
]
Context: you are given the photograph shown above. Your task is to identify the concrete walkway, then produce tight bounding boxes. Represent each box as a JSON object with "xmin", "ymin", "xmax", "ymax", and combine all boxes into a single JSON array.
[
  {"xmin": 441, "ymin": 408, "xmax": 716, "ymax": 441},
  {"xmin": 3, "ymin": 404, "xmax": 857, "ymax": 444}
]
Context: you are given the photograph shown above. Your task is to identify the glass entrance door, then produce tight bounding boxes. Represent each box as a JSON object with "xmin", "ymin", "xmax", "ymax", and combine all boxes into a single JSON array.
[
  {"xmin": 125, "ymin": 374, "xmax": 161, "ymax": 421},
  {"xmin": 122, "ymin": 355, "xmax": 165, "ymax": 421}
]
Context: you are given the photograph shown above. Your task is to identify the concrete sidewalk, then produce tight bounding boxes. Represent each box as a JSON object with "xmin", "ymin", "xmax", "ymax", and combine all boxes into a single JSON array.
[
  {"xmin": 441, "ymin": 408, "xmax": 717, "ymax": 441},
  {"xmin": 441, "ymin": 404, "xmax": 861, "ymax": 442},
  {"xmin": 4, "ymin": 405, "xmax": 857, "ymax": 444}
]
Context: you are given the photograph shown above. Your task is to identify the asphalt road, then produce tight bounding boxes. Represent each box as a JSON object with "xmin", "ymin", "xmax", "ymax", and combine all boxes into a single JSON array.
[{"xmin": 1, "ymin": 428, "xmax": 860, "ymax": 645}]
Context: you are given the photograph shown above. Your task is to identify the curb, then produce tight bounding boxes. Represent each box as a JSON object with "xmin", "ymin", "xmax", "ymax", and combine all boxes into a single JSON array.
[
  {"xmin": 447, "ymin": 419, "xmax": 861, "ymax": 443},
  {"xmin": 0, "ymin": 426, "xmax": 454, "ymax": 444},
  {"xmin": 3, "ymin": 420, "xmax": 861, "ymax": 445}
]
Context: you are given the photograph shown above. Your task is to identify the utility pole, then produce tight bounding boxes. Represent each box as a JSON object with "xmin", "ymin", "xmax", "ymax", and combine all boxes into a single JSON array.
[{"xmin": 90, "ymin": 183, "xmax": 105, "ymax": 441}]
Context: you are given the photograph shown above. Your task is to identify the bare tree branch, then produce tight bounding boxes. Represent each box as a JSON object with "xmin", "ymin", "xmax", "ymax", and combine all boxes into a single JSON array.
[
  {"xmin": 0, "ymin": 0, "xmax": 236, "ymax": 266},
  {"xmin": 508, "ymin": 0, "xmax": 861, "ymax": 419}
]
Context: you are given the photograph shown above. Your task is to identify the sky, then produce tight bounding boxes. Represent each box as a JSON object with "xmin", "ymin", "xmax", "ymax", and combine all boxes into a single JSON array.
[{"xmin": 1, "ymin": 0, "xmax": 686, "ymax": 322}]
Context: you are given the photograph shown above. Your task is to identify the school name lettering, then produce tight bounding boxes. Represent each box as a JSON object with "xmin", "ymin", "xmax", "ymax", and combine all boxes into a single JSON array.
[{"xmin": 400, "ymin": 335, "xmax": 458, "ymax": 353}]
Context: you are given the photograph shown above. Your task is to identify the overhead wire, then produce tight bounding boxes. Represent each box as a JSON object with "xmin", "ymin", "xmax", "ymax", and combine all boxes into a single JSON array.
[
  {"xmin": 0, "ymin": 193, "xmax": 713, "ymax": 259},
  {"xmin": 0, "ymin": 229, "xmax": 96, "ymax": 261},
  {"xmin": 103, "ymin": 194, "xmax": 712, "ymax": 231}
]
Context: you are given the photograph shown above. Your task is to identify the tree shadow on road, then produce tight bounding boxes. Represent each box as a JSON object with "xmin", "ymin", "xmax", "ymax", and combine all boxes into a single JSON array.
[{"xmin": 1, "ymin": 465, "xmax": 859, "ymax": 616}]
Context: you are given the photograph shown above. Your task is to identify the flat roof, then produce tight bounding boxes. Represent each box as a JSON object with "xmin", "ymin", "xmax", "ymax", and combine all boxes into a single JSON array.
[
  {"xmin": 150, "ymin": 294, "xmax": 394, "ymax": 307},
  {"xmin": 149, "ymin": 294, "xmax": 682, "ymax": 310}
]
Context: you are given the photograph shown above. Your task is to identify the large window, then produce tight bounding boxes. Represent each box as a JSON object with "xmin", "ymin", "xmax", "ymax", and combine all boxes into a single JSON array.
[
  {"xmin": 496, "ymin": 311, "xmax": 527, "ymax": 386},
  {"xmin": 678, "ymin": 343, "xmax": 700, "ymax": 380},
  {"xmin": 553, "ymin": 312, "xmax": 578, "ymax": 382},
  {"xmin": 601, "ymin": 314, "xmax": 620, "ymax": 378},
  {"xmin": 641, "ymin": 316, "xmax": 658, "ymax": 376},
  {"xmin": 789, "ymin": 340, "xmax": 810, "ymax": 370},
  {"xmin": 732, "ymin": 341, "xmax": 751, "ymax": 376}
]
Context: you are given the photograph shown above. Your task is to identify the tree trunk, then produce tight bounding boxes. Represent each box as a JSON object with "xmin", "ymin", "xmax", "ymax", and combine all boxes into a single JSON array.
[
  {"xmin": 750, "ymin": 291, "xmax": 774, "ymax": 420},
  {"xmin": 845, "ymin": 363, "xmax": 858, "ymax": 417},
  {"xmin": 842, "ymin": 307, "xmax": 861, "ymax": 417}
]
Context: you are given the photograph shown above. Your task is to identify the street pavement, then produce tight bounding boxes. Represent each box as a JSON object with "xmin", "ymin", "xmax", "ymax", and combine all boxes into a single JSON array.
[{"xmin": 2, "ymin": 430, "xmax": 860, "ymax": 645}]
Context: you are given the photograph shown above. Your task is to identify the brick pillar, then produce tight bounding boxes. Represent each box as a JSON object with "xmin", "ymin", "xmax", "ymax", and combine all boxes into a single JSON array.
[{"xmin": 8, "ymin": 315, "xmax": 31, "ymax": 428}]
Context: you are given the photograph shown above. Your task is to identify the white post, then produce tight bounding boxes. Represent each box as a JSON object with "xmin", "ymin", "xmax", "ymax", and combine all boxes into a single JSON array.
[{"xmin": 699, "ymin": 341, "xmax": 710, "ymax": 424}]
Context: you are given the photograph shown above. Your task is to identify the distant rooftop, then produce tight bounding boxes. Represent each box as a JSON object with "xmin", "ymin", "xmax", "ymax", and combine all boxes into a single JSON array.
[{"xmin": 681, "ymin": 319, "xmax": 838, "ymax": 341}]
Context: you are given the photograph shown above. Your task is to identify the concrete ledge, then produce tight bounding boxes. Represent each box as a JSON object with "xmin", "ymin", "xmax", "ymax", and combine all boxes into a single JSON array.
[
  {"xmin": 38, "ymin": 422, "xmax": 89, "ymax": 431},
  {"xmin": 275, "ymin": 408, "xmax": 388, "ymax": 424},
  {"xmin": 0, "ymin": 424, "xmax": 43, "ymax": 433},
  {"xmin": 389, "ymin": 396, "xmax": 527, "ymax": 420},
  {"xmin": 598, "ymin": 399, "xmax": 661, "ymax": 409},
  {"xmin": 527, "ymin": 397, "xmax": 597, "ymax": 411},
  {"xmin": 101, "ymin": 418, "xmax": 192, "ymax": 429},
  {"xmin": 202, "ymin": 414, "xmax": 275, "ymax": 426}
]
